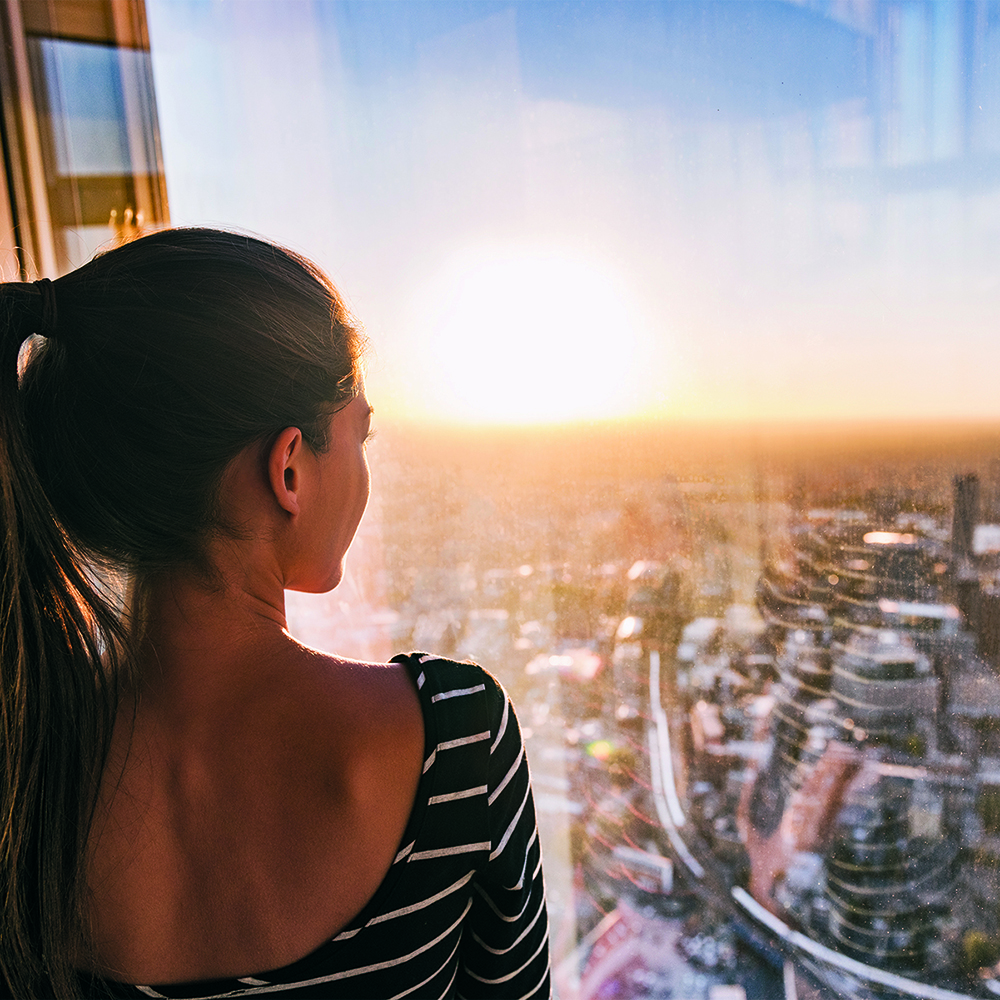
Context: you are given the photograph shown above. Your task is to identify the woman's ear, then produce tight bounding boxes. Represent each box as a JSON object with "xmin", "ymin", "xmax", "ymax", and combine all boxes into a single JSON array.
[{"xmin": 267, "ymin": 427, "xmax": 305, "ymax": 516}]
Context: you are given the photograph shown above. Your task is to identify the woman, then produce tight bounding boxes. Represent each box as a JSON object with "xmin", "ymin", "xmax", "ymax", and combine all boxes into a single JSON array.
[{"xmin": 0, "ymin": 229, "xmax": 549, "ymax": 998}]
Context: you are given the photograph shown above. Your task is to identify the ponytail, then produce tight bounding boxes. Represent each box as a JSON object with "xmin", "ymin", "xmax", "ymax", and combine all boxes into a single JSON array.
[{"xmin": 0, "ymin": 282, "xmax": 128, "ymax": 998}]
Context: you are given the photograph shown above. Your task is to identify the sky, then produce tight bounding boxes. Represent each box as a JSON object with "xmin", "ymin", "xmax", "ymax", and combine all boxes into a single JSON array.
[{"xmin": 144, "ymin": 0, "xmax": 1000, "ymax": 427}]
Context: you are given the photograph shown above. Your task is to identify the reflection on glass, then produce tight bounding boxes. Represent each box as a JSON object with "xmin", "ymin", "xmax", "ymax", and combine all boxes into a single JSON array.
[
  {"xmin": 27, "ymin": 36, "xmax": 165, "ymax": 271},
  {"xmin": 38, "ymin": 39, "xmax": 133, "ymax": 176}
]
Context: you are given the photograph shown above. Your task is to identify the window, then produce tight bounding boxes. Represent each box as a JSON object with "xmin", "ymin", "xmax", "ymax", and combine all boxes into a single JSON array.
[
  {"xmin": 108, "ymin": 0, "xmax": 1000, "ymax": 995},
  {"xmin": 28, "ymin": 36, "xmax": 163, "ymax": 269},
  {"xmin": 0, "ymin": 0, "xmax": 167, "ymax": 277}
]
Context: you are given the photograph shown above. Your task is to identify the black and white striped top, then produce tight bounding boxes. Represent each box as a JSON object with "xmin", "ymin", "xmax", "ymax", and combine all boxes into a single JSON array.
[{"xmin": 84, "ymin": 653, "xmax": 550, "ymax": 999}]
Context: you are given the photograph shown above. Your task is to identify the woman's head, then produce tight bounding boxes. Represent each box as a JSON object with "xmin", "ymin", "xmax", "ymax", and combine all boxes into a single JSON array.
[
  {"xmin": 12, "ymin": 228, "xmax": 365, "ymax": 573},
  {"xmin": 0, "ymin": 228, "xmax": 366, "ymax": 998}
]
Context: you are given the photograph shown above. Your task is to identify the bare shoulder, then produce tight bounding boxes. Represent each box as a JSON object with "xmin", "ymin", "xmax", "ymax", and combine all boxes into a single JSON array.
[
  {"xmin": 289, "ymin": 652, "xmax": 424, "ymax": 776},
  {"xmin": 86, "ymin": 652, "xmax": 427, "ymax": 983},
  {"xmin": 337, "ymin": 655, "xmax": 420, "ymax": 701},
  {"xmin": 322, "ymin": 655, "xmax": 420, "ymax": 722}
]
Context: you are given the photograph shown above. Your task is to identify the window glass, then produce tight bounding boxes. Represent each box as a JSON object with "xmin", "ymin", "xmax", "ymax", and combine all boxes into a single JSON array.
[
  {"xmin": 144, "ymin": 2, "xmax": 1000, "ymax": 997},
  {"xmin": 28, "ymin": 37, "xmax": 163, "ymax": 269},
  {"xmin": 36, "ymin": 39, "xmax": 132, "ymax": 176}
]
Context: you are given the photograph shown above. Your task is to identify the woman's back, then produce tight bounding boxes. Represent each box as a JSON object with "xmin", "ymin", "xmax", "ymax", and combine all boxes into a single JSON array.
[
  {"xmin": 82, "ymin": 654, "xmax": 549, "ymax": 999},
  {"xmin": 86, "ymin": 643, "xmax": 424, "ymax": 984}
]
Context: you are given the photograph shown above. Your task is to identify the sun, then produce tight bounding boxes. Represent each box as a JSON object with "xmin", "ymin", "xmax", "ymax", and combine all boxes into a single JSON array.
[{"xmin": 402, "ymin": 246, "xmax": 655, "ymax": 425}]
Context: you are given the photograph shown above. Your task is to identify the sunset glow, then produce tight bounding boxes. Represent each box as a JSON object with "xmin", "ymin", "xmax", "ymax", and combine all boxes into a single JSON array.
[
  {"xmin": 148, "ymin": 1, "xmax": 1000, "ymax": 427},
  {"xmin": 402, "ymin": 247, "xmax": 656, "ymax": 425}
]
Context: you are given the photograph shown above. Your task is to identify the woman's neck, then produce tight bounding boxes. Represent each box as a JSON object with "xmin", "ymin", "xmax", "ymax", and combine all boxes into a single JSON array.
[{"xmin": 129, "ymin": 554, "xmax": 305, "ymax": 734}]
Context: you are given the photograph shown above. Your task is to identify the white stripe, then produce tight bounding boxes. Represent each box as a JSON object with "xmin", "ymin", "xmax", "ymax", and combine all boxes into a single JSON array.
[
  {"xmin": 417, "ymin": 671, "xmax": 426, "ymax": 688},
  {"xmin": 368, "ymin": 871, "xmax": 475, "ymax": 925},
  {"xmin": 237, "ymin": 978, "xmax": 269, "ymax": 985},
  {"xmin": 490, "ymin": 698, "xmax": 509, "ymax": 754},
  {"xmin": 428, "ymin": 785, "xmax": 487, "ymax": 805},
  {"xmin": 466, "ymin": 928, "xmax": 549, "ymax": 985},
  {"xmin": 394, "ymin": 840, "xmax": 415, "ymax": 864},
  {"xmin": 474, "ymin": 882, "xmax": 534, "ymax": 923},
  {"xmin": 409, "ymin": 841, "xmax": 491, "ymax": 861},
  {"xmin": 333, "ymin": 927, "xmax": 360, "ymax": 941},
  {"xmin": 135, "ymin": 989, "xmax": 165, "ymax": 998},
  {"xmin": 438, "ymin": 731, "xmax": 490, "ymax": 751},
  {"xmin": 423, "ymin": 749, "xmax": 437, "ymax": 773},
  {"xmin": 505, "ymin": 827, "xmax": 539, "ymax": 891},
  {"xmin": 514, "ymin": 961, "xmax": 552, "ymax": 1000},
  {"xmin": 471, "ymin": 888, "xmax": 546, "ymax": 955},
  {"xmin": 389, "ymin": 933, "xmax": 462, "ymax": 999},
  {"xmin": 489, "ymin": 783, "xmax": 530, "ymax": 861},
  {"xmin": 488, "ymin": 745, "xmax": 524, "ymax": 806},
  {"xmin": 437, "ymin": 960, "xmax": 460, "ymax": 1000},
  {"xmin": 165, "ymin": 900, "xmax": 474, "ymax": 997},
  {"xmin": 418, "ymin": 653, "xmax": 437, "ymax": 664},
  {"xmin": 431, "ymin": 683, "xmax": 485, "ymax": 703}
]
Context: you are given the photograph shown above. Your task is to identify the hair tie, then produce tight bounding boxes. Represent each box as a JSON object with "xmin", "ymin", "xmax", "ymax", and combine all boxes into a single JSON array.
[{"xmin": 33, "ymin": 278, "xmax": 58, "ymax": 336}]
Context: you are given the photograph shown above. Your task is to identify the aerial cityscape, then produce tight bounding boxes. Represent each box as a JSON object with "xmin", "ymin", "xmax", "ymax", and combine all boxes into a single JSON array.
[
  {"xmin": 287, "ymin": 421, "xmax": 1000, "ymax": 999},
  {"xmin": 12, "ymin": 0, "xmax": 1000, "ymax": 995},
  {"xmin": 150, "ymin": 6, "xmax": 1000, "ymax": 985}
]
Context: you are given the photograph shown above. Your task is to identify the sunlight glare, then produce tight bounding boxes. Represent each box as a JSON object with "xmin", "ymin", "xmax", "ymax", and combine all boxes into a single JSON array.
[{"xmin": 406, "ymin": 247, "xmax": 655, "ymax": 424}]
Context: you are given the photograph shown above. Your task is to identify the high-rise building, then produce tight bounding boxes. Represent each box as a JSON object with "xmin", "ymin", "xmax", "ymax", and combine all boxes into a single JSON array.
[
  {"xmin": 0, "ymin": 0, "xmax": 167, "ymax": 278},
  {"xmin": 952, "ymin": 474, "xmax": 980, "ymax": 567}
]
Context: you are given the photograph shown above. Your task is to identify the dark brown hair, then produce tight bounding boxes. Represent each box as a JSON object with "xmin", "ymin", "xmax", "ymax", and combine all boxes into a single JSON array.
[{"xmin": 0, "ymin": 228, "xmax": 364, "ymax": 997}]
